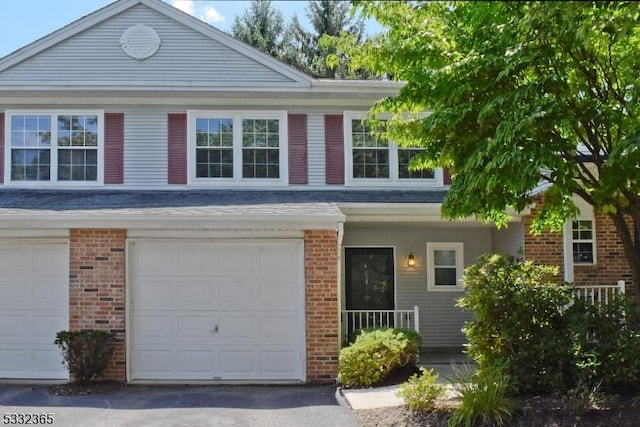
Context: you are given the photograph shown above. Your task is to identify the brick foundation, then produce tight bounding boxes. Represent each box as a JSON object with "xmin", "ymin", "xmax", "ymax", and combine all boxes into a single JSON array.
[
  {"xmin": 304, "ymin": 230, "xmax": 339, "ymax": 384},
  {"xmin": 69, "ymin": 229, "xmax": 126, "ymax": 381}
]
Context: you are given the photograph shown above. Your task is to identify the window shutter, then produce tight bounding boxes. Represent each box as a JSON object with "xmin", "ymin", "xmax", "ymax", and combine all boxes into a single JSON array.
[
  {"xmin": 168, "ymin": 113, "xmax": 187, "ymax": 184},
  {"xmin": 104, "ymin": 113, "xmax": 124, "ymax": 184},
  {"xmin": 443, "ymin": 168, "xmax": 452, "ymax": 185},
  {"xmin": 0, "ymin": 113, "xmax": 4, "ymax": 184},
  {"xmin": 288, "ymin": 114, "xmax": 308, "ymax": 185},
  {"xmin": 325, "ymin": 114, "xmax": 344, "ymax": 185}
]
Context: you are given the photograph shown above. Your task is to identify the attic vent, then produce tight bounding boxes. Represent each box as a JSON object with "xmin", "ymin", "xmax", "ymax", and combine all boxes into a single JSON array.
[{"xmin": 120, "ymin": 24, "xmax": 161, "ymax": 60}]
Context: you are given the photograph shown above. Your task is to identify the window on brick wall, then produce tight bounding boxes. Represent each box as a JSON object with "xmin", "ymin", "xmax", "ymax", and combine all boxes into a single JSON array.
[{"xmin": 572, "ymin": 219, "xmax": 595, "ymax": 264}]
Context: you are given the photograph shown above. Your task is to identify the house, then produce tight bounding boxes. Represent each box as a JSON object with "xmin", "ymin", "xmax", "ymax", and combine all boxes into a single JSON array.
[{"xmin": 0, "ymin": 0, "xmax": 633, "ymax": 384}]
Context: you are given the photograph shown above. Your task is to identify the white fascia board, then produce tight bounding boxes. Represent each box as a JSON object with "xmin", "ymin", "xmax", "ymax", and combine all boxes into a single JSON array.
[
  {"xmin": 312, "ymin": 80, "xmax": 404, "ymax": 97},
  {"xmin": 339, "ymin": 203, "xmax": 526, "ymax": 223},
  {"xmin": 0, "ymin": 213, "xmax": 345, "ymax": 232}
]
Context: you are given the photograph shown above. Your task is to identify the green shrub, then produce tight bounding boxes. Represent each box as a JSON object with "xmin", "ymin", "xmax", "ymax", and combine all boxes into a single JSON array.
[
  {"xmin": 55, "ymin": 330, "xmax": 115, "ymax": 384},
  {"xmin": 448, "ymin": 364, "xmax": 515, "ymax": 427},
  {"xmin": 397, "ymin": 368, "xmax": 445, "ymax": 412},
  {"xmin": 338, "ymin": 327, "xmax": 421, "ymax": 387},
  {"xmin": 457, "ymin": 254, "xmax": 575, "ymax": 394}
]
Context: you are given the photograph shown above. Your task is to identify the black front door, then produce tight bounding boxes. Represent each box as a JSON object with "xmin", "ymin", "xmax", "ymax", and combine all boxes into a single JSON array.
[{"xmin": 345, "ymin": 247, "xmax": 395, "ymax": 310}]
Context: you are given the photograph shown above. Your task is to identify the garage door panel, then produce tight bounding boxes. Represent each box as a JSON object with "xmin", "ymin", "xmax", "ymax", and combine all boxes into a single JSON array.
[
  {"xmin": 31, "ymin": 247, "xmax": 68, "ymax": 274},
  {"xmin": 177, "ymin": 244, "xmax": 220, "ymax": 274},
  {"xmin": 33, "ymin": 349, "xmax": 66, "ymax": 373},
  {"xmin": 135, "ymin": 279, "xmax": 175, "ymax": 309},
  {"xmin": 260, "ymin": 282, "xmax": 299, "ymax": 309},
  {"xmin": 131, "ymin": 239, "xmax": 304, "ymax": 381},
  {"xmin": 135, "ymin": 315, "xmax": 175, "ymax": 343},
  {"xmin": 0, "ymin": 349, "xmax": 30, "ymax": 375},
  {"xmin": 0, "ymin": 248, "xmax": 30, "ymax": 271},
  {"xmin": 32, "ymin": 315, "xmax": 67, "ymax": 339},
  {"xmin": 135, "ymin": 245, "xmax": 178, "ymax": 274},
  {"xmin": 0, "ymin": 279, "xmax": 30, "ymax": 308},
  {"xmin": 0, "ymin": 315, "xmax": 29, "ymax": 338},
  {"xmin": 261, "ymin": 350, "xmax": 298, "ymax": 374},
  {"xmin": 178, "ymin": 315, "xmax": 215, "ymax": 340},
  {"xmin": 177, "ymin": 279, "xmax": 218, "ymax": 308},
  {"xmin": 33, "ymin": 280, "xmax": 68, "ymax": 307}
]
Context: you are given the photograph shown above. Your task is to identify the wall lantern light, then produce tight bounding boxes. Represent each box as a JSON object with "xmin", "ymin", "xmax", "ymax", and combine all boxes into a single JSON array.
[{"xmin": 407, "ymin": 252, "xmax": 416, "ymax": 267}]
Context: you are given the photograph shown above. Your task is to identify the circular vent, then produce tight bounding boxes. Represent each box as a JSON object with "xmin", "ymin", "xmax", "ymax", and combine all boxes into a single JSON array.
[{"xmin": 120, "ymin": 24, "xmax": 161, "ymax": 60}]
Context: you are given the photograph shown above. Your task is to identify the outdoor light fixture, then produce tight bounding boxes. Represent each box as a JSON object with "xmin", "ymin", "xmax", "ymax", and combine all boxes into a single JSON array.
[{"xmin": 407, "ymin": 253, "xmax": 416, "ymax": 267}]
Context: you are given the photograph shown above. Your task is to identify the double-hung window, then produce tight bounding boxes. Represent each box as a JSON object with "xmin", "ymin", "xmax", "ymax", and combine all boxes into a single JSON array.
[
  {"xmin": 5, "ymin": 111, "xmax": 103, "ymax": 185},
  {"xmin": 427, "ymin": 242, "xmax": 464, "ymax": 291},
  {"xmin": 344, "ymin": 111, "xmax": 442, "ymax": 187},
  {"xmin": 572, "ymin": 219, "xmax": 595, "ymax": 264},
  {"xmin": 188, "ymin": 111, "xmax": 287, "ymax": 185}
]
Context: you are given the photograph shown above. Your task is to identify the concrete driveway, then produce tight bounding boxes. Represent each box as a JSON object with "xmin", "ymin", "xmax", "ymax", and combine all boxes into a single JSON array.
[{"xmin": 0, "ymin": 384, "xmax": 358, "ymax": 427}]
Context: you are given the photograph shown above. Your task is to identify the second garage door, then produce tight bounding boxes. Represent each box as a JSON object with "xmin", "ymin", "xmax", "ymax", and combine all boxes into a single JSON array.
[{"xmin": 129, "ymin": 239, "xmax": 305, "ymax": 381}]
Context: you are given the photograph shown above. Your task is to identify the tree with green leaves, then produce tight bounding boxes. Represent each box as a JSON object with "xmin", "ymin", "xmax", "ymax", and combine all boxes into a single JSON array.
[
  {"xmin": 285, "ymin": 0, "xmax": 369, "ymax": 78},
  {"xmin": 332, "ymin": 2, "xmax": 640, "ymax": 298},
  {"xmin": 231, "ymin": 0, "xmax": 286, "ymax": 59}
]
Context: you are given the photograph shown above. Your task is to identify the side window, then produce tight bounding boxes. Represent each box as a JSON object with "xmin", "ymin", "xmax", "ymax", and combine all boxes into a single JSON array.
[
  {"xmin": 572, "ymin": 219, "xmax": 595, "ymax": 264},
  {"xmin": 427, "ymin": 242, "xmax": 464, "ymax": 291}
]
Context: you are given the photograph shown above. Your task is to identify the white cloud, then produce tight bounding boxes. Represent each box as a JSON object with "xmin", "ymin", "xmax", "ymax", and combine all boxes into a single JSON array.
[
  {"xmin": 171, "ymin": 0, "xmax": 194, "ymax": 16},
  {"xmin": 202, "ymin": 6, "xmax": 225, "ymax": 24}
]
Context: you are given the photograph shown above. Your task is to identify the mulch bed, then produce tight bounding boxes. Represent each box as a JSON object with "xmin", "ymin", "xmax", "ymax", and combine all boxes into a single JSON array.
[{"xmin": 48, "ymin": 381, "xmax": 127, "ymax": 396}]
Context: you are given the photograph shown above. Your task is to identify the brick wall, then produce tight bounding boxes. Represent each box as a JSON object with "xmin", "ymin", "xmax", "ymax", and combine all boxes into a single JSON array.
[
  {"xmin": 69, "ymin": 229, "xmax": 126, "ymax": 381},
  {"xmin": 304, "ymin": 229, "xmax": 339, "ymax": 384},
  {"xmin": 524, "ymin": 199, "xmax": 634, "ymax": 290}
]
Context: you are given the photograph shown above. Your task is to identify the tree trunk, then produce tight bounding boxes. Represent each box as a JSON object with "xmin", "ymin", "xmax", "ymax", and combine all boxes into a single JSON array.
[{"xmin": 611, "ymin": 211, "xmax": 640, "ymax": 305}]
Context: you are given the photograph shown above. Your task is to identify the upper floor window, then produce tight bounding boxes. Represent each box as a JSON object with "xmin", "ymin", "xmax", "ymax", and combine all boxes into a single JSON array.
[
  {"xmin": 4, "ymin": 111, "xmax": 104, "ymax": 185},
  {"xmin": 572, "ymin": 219, "xmax": 595, "ymax": 264},
  {"xmin": 344, "ymin": 111, "xmax": 442, "ymax": 187},
  {"xmin": 188, "ymin": 111, "xmax": 288, "ymax": 186}
]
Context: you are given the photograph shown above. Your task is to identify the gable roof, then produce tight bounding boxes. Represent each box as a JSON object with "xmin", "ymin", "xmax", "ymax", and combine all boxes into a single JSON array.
[{"xmin": 0, "ymin": 0, "xmax": 312, "ymax": 91}]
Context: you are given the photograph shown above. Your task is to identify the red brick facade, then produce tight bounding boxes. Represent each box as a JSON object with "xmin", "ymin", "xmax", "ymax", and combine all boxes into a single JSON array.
[
  {"xmin": 304, "ymin": 230, "xmax": 340, "ymax": 384},
  {"xmin": 69, "ymin": 229, "xmax": 126, "ymax": 381},
  {"xmin": 524, "ymin": 200, "xmax": 634, "ymax": 290}
]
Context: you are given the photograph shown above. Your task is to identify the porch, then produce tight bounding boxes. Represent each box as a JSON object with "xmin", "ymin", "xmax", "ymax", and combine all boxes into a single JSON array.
[{"xmin": 340, "ymin": 281, "xmax": 627, "ymax": 346}]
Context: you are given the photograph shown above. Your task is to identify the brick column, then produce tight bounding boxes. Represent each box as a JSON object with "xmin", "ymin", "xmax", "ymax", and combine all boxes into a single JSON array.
[
  {"xmin": 69, "ymin": 229, "xmax": 126, "ymax": 381},
  {"xmin": 304, "ymin": 230, "xmax": 339, "ymax": 384}
]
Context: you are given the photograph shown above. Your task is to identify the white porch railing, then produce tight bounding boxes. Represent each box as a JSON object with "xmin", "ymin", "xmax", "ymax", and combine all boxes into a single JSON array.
[
  {"xmin": 340, "ymin": 306, "xmax": 419, "ymax": 344},
  {"xmin": 574, "ymin": 280, "xmax": 626, "ymax": 305}
]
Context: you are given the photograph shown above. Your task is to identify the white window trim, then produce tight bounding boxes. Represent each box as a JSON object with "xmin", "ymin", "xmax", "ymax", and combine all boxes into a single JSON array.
[
  {"xmin": 343, "ymin": 111, "xmax": 443, "ymax": 187},
  {"xmin": 565, "ymin": 216, "xmax": 597, "ymax": 266},
  {"xmin": 187, "ymin": 110, "xmax": 288, "ymax": 187},
  {"xmin": 426, "ymin": 242, "xmax": 465, "ymax": 292},
  {"xmin": 3, "ymin": 110, "xmax": 105, "ymax": 187}
]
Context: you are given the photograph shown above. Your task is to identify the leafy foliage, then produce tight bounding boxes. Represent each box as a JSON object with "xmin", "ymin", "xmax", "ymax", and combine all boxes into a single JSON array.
[
  {"xmin": 54, "ymin": 330, "xmax": 115, "ymax": 384},
  {"xmin": 231, "ymin": 1, "xmax": 287, "ymax": 59},
  {"xmin": 333, "ymin": 1, "xmax": 640, "ymax": 296},
  {"xmin": 338, "ymin": 327, "xmax": 421, "ymax": 387},
  {"xmin": 448, "ymin": 364, "xmax": 516, "ymax": 427},
  {"xmin": 459, "ymin": 254, "xmax": 640, "ymax": 394},
  {"xmin": 458, "ymin": 254, "xmax": 574, "ymax": 393},
  {"xmin": 397, "ymin": 367, "xmax": 445, "ymax": 412}
]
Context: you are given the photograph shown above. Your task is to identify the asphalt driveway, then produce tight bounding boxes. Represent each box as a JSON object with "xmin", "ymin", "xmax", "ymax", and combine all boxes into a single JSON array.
[{"xmin": 0, "ymin": 384, "xmax": 358, "ymax": 427}]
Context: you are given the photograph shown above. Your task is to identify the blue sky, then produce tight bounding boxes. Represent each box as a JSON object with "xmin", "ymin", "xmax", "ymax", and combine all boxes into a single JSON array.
[{"xmin": 0, "ymin": 0, "xmax": 378, "ymax": 58}]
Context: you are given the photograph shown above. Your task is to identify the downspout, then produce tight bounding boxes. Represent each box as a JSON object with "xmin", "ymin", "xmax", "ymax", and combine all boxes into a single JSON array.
[
  {"xmin": 563, "ymin": 221, "xmax": 574, "ymax": 283},
  {"xmin": 336, "ymin": 221, "xmax": 345, "ymax": 354}
]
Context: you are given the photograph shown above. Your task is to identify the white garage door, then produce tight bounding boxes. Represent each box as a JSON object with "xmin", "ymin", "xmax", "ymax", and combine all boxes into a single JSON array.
[
  {"xmin": 130, "ymin": 239, "xmax": 305, "ymax": 381},
  {"xmin": 0, "ymin": 240, "xmax": 69, "ymax": 379}
]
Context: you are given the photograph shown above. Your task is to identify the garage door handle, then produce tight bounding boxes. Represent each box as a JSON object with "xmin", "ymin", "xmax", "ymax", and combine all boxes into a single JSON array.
[{"xmin": 211, "ymin": 325, "xmax": 218, "ymax": 333}]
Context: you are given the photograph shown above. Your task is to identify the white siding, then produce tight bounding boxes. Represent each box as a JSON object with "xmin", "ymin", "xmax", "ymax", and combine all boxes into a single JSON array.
[
  {"xmin": 306, "ymin": 113, "xmax": 326, "ymax": 186},
  {"xmin": 123, "ymin": 108, "xmax": 168, "ymax": 186},
  {"xmin": 0, "ymin": 5, "xmax": 295, "ymax": 85},
  {"xmin": 343, "ymin": 224, "xmax": 492, "ymax": 349},
  {"xmin": 492, "ymin": 222, "xmax": 524, "ymax": 257}
]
